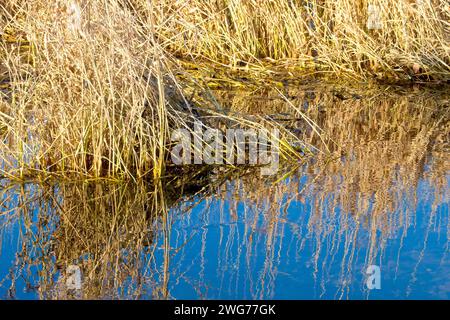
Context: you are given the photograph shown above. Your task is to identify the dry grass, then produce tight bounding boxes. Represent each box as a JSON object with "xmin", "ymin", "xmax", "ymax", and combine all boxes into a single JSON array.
[
  {"xmin": 0, "ymin": 1, "xmax": 178, "ymax": 180},
  {"xmin": 155, "ymin": 0, "xmax": 449, "ymax": 81},
  {"xmin": 0, "ymin": 1, "xmax": 307, "ymax": 181},
  {"xmin": 0, "ymin": 1, "xmax": 448, "ymax": 181}
]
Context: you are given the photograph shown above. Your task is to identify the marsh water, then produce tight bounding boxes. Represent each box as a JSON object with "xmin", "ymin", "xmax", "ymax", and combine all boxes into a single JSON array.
[{"xmin": 0, "ymin": 85, "xmax": 448, "ymax": 299}]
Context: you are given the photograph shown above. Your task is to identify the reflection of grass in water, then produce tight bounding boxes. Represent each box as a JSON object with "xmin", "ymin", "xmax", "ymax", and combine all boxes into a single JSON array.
[
  {"xmin": 170, "ymin": 87, "xmax": 447, "ymax": 299},
  {"xmin": 0, "ymin": 167, "xmax": 252, "ymax": 299},
  {"xmin": 207, "ymin": 86, "xmax": 449, "ymax": 298},
  {"xmin": 0, "ymin": 88, "xmax": 448, "ymax": 299},
  {"xmin": 211, "ymin": 85, "xmax": 449, "ymax": 241},
  {"xmin": 0, "ymin": 183, "xmax": 156, "ymax": 299}
]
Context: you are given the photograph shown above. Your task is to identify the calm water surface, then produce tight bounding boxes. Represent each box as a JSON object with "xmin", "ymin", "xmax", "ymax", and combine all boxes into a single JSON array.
[{"xmin": 0, "ymin": 86, "xmax": 448, "ymax": 299}]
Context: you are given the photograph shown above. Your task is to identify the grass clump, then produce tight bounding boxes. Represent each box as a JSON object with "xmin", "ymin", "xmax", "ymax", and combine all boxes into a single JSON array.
[
  {"xmin": 0, "ymin": 1, "xmax": 303, "ymax": 181},
  {"xmin": 0, "ymin": 1, "xmax": 216, "ymax": 181}
]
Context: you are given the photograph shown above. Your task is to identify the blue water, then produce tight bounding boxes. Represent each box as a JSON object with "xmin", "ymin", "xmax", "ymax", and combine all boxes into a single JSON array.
[
  {"xmin": 0, "ymin": 166, "xmax": 448, "ymax": 300},
  {"xmin": 154, "ymin": 177, "xmax": 449, "ymax": 300}
]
